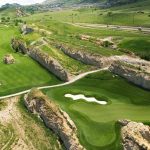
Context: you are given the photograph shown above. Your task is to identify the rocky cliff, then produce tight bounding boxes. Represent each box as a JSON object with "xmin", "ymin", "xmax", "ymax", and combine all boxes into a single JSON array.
[
  {"xmin": 11, "ymin": 39, "xmax": 71, "ymax": 81},
  {"xmin": 24, "ymin": 89, "xmax": 85, "ymax": 150},
  {"xmin": 109, "ymin": 61, "xmax": 150, "ymax": 90},
  {"xmin": 119, "ymin": 120, "xmax": 150, "ymax": 150}
]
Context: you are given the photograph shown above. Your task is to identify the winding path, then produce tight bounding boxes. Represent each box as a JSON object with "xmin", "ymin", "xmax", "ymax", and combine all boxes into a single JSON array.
[
  {"xmin": 69, "ymin": 23, "xmax": 150, "ymax": 33},
  {"xmin": 0, "ymin": 67, "xmax": 108, "ymax": 100}
]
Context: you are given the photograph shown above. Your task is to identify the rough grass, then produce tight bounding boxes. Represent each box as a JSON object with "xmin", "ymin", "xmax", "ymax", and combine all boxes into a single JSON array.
[
  {"xmin": 119, "ymin": 37, "xmax": 150, "ymax": 60},
  {"xmin": 45, "ymin": 71, "xmax": 150, "ymax": 150}
]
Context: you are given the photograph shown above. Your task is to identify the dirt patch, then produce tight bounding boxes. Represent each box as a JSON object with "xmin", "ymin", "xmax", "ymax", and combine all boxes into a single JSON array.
[{"xmin": 0, "ymin": 97, "xmax": 62, "ymax": 150}]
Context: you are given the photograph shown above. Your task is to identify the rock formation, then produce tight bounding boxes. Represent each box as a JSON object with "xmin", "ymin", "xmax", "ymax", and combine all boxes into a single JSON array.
[
  {"xmin": 3, "ymin": 54, "xmax": 15, "ymax": 64},
  {"xmin": 24, "ymin": 89, "xmax": 85, "ymax": 150},
  {"xmin": 11, "ymin": 38, "xmax": 28, "ymax": 54},
  {"xmin": 109, "ymin": 60, "xmax": 150, "ymax": 90},
  {"xmin": 119, "ymin": 120, "xmax": 150, "ymax": 150},
  {"xmin": 96, "ymin": 37, "xmax": 115, "ymax": 48},
  {"xmin": 28, "ymin": 48, "xmax": 71, "ymax": 81},
  {"xmin": 16, "ymin": 7, "xmax": 26, "ymax": 17},
  {"xmin": 79, "ymin": 35, "xmax": 116, "ymax": 48},
  {"xmin": 45, "ymin": 41, "xmax": 114, "ymax": 68},
  {"xmin": 11, "ymin": 38, "xmax": 71, "ymax": 81},
  {"xmin": 21, "ymin": 24, "xmax": 34, "ymax": 35}
]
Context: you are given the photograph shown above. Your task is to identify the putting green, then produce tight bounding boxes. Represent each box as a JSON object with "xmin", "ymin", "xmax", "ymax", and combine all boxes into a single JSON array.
[
  {"xmin": 0, "ymin": 25, "xmax": 61, "ymax": 96},
  {"xmin": 45, "ymin": 71, "xmax": 150, "ymax": 150}
]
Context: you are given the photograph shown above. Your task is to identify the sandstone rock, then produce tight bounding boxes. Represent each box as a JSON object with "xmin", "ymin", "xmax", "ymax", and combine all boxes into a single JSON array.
[
  {"xmin": 96, "ymin": 37, "xmax": 114, "ymax": 48},
  {"xmin": 119, "ymin": 120, "xmax": 150, "ymax": 150},
  {"xmin": 109, "ymin": 60, "xmax": 150, "ymax": 90},
  {"xmin": 79, "ymin": 34, "xmax": 91, "ymax": 41},
  {"xmin": 21, "ymin": 24, "xmax": 34, "ymax": 35},
  {"xmin": 16, "ymin": 7, "xmax": 26, "ymax": 17},
  {"xmin": 28, "ymin": 48, "xmax": 71, "ymax": 81},
  {"xmin": 24, "ymin": 89, "xmax": 85, "ymax": 150},
  {"xmin": 3, "ymin": 54, "xmax": 15, "ymax": 64},
  {"xmin": 11, "ymin": 38, "xmax": 28, "ymax": 54},
  {"xmin": 58, "ymin": 44, "xmax": 115, "ymax": 68}
]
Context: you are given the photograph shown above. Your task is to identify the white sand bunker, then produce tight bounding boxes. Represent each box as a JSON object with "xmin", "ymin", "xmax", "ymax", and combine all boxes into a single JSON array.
[{"xmin": 65, "ymin": 94, "xmax": 107, "ymax": 105}]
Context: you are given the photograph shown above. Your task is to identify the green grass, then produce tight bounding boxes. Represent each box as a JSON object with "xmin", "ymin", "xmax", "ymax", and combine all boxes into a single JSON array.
[
  {"xmin": 0, "ymin": 25, "xmax": 61, "ymax": 96},
  {"xmin": 22, "ymin": 5, "xmax": 150, "ymax": 27},
  {"xmin": 44, "ymin": 71, "xmax": 150, "ymax": 150},
  {"xmin": 119, "ymin": 37, "xmax": 150, "ymax": 60}
]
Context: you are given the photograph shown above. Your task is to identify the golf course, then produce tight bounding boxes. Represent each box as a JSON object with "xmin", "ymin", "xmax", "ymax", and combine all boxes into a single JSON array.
[{"xmin": 0, "ymin": 0, "xmax": 150, "ymax": 149}]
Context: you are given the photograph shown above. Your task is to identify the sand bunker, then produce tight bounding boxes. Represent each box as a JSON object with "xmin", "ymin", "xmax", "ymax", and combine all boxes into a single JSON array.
[{"xmin": 65, "ymin": 94, "xmax": 107, "ymax": 105}]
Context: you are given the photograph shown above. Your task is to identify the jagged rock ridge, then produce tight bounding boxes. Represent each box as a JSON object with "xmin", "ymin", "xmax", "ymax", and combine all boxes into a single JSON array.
[
  {"xmin": 119, "ymin": 120, "xmax": 150, "ymax": 150},
  {"xmin": 24, "ymin": 88, "xmax": 85, "ymax": 150}
]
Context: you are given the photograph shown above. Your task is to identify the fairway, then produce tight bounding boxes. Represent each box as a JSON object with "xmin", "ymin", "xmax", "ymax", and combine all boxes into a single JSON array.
[
  {"xmin": 0, "ymin": 25, "xmax": 61, "ymax": 96},
  {"xmin": 45, "ymin": 71, "xmax": 150, "ymax": 150}
]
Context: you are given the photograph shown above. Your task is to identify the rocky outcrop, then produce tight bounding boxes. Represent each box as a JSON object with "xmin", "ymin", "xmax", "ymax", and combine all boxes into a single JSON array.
[
  {"xmin": 11, "ymin": 39, "xmax": 71, "ymax": 81},
  {"xmin": 28, "ymin": 48, "xmax": 71, "ymax": 81},
  {"xmin": 79, "ymin": 35, "xmax": 116, "ymax": 49},
  {"xmin": 11, "ymin": 38, "xmax": 28, "ymax": 54},
  {"xmin": 21, "ymin": 24, "xmax": 34, "ymax": 35},
  {"xmin": 109, "ymin": 61, "xmax": 150, "ymax": 90},
  {"xmin": 119, "ymin": 120, "xmax": 150, "ymax": 150},
  {"xmin": 50, "ymin": 43, "xmax": 113, "ymax": 68},
  {"xmin": 24, "ymin": 89, "xmax": 85, "ymax": 150},
  {"xmin": 16, "ymin": 7, "xmax": 26, "ymax": 17},
  {"xmin": 3, "ymin": 54, "xmax": 15, "ymax": 64}
]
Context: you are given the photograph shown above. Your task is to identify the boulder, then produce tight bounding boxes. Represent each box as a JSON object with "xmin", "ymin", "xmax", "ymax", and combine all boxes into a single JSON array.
[
  {"xmin": 3, "ymin": 54, "xmax": 15, "ymax": 64},
  {"xmin": 79, "ymin": 34, "xmax": 91, "ymax": 41},
  {"xmin": 24, "ymin": 89, "xmax": 85, "ymax": 150},
  {"xmin": 119, "ymin": 120, "xmax": 150, "ymax": 150},
  {"xmin": 21, "ymin": 24, "xmax": 34, "ymax": 35},
  {"xmin": 96, "ymin": 37, "xmax": 114, "ymax": 48}
]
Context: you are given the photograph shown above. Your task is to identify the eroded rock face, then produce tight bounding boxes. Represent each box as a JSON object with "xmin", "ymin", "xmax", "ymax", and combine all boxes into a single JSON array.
[
  {"xmin": 21, "ymin": 24, "xmax": 34, "ymax": 35},
  {"xmin": 28, "ymin": 48, "xmax": 71, "ymax": 81},
  {"xmin": 11, "ymin": 39, "xmax": 70, "ymax": 81},
  {"xmin": 57, "ymin": 44, "xmax": 114, "ymax": 68},
  {"xmin": 11, "ymin": 38, "xmax": 28, "ymax": 54},
  {"xmin": 24, "ymin": 89, "xmax": 85, "ymax": 150},
  {"xmin": 119, "ymin": 120, "xmax": 150, "ymax": 150},
  {"xmin": 109, "ymin": 61, "xmax": 150, "ymax": 90},
  {"xmin": 3, "ymin": 54, "xmax": 15, "ymax": 64}
]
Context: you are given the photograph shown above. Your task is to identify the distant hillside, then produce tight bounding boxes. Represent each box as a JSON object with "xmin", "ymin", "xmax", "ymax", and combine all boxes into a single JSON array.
[{"xmin": 42, "ymin": 0, "xmax": 106, "ymax": 7}]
